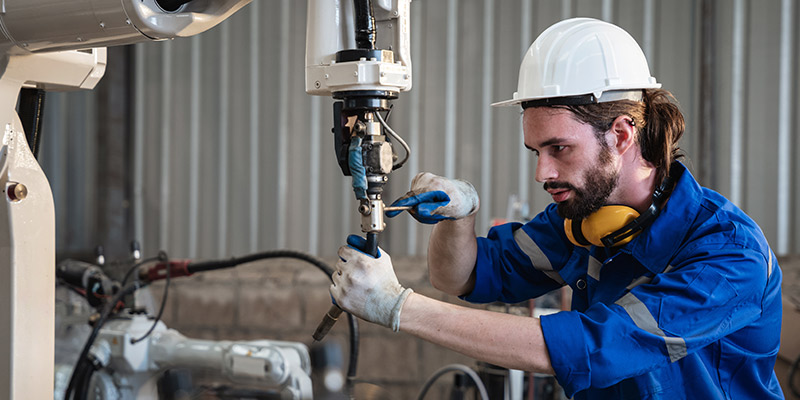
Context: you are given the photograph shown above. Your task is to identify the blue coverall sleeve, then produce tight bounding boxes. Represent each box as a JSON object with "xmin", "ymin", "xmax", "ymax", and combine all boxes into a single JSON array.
[
  {"xmin": 463, "ymin": 204, "xmax": 575, "ymax": 304},
  {"xmin": 540, "ymin": 238, "xmax": 776, "ymax": 397}
]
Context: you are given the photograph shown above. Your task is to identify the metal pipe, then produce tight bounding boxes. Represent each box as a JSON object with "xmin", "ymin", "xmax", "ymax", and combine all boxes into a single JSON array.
[
  {"xmin": 777, "ymin": 0, "xmax": 794, "ymax": 255},
  {"xmin": 698, "ymin": 0, "xmax": 716, "ymax": 186},
  {"xmin": 159, "ymin": 40, "xmax": 173, "ymax": 252},
  {"xmin": 480, "ymin": 0, "xmax": 495, "ymax": 235},
  {"xmin": 250, "ymin": 1, "xmax": 261, "ymax": 253},
  {"xmin": 518, "ymin": 0, "xmax": 532, "ymax": 208},
  {"xmin": 189, "ymin": 36, "xmax": 201, "ymax": 258},
  {"xmin": 444, "ymin": 0, "xmax": 457, "ymax": 179},
  {"xmin": 134, "ymin": 44, "xmax": 145, "ymax": 252},
  {"xmin": 729, "ymin": 0, "xmax": 745, "ymax": 206},
  {"xmin": 602, "ymin": 0, "xmax": 614, "ymax": 22},
  {"xmin": 217, "ymin": 21, "xmax": 231, "ymax": 255},
  {"xmin": 642, "ymin": 0, "xmax": 654, "ymax": 64},
  {"xmin": 277, "ymin": 0, "xmax": 291, "ymax": 249},
  {"xmin": 310, "ymin": 96, "xmax": 322, "ymax": 254}
]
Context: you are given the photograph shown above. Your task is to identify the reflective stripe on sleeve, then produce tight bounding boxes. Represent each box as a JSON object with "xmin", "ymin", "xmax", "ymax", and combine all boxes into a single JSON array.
[
  {"xmin": 615, "ymin": 292, "xmax": 687, "ymax": 362},
  {"xmin": 513, "ymin": 229, "xmax": 566, "ymax": 285},
  {"xmin": 768, "ymin": 251, "xmax": 773, "ymax": 278}
]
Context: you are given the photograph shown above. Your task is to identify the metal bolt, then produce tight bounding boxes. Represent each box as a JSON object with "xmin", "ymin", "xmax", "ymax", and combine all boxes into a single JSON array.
[
  {"xmin": 7, "ymin": 183, "xmax": 27, "ymax": 202},
  {"xmin": 99, "ymin": 22, "xmax": 106, "ymax": 28},
  {"xmin": 353, "ymin": 71, "xmax": 358, "ymax": 77},
  {"xmin": 358, "ymin": 204, "xmax": 371, "ymax": 215},
  {"xmin": 314, "ymin": 81, "xmax": 321, "ymax": 89}
]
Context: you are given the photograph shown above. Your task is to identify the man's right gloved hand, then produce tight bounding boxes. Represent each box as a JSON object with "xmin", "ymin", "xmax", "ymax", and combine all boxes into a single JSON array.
[{"xmin": 386, "ymin": 172, "xmax": 479, "ymax": 224}]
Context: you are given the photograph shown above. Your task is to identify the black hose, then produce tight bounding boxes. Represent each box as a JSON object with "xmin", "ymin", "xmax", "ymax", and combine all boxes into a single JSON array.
[
  {"xmin": 364, "ymin": 233, "xmax": 379, "ymax": 257},
  {"xmin": 18, "ymin": 88, "xmax": 46, "ymax": 160},
  {"xmin": 354, "ymin": 0, "xmax": 377, "ymax": 49},
  {"xmin": 65, "ymin": 282, "xmax": 145, "ymax": 399},
  {"xmin": 188, "ymin": 250, "xmax": 334, "ymax": 276},
  {"xmin": 347, "ymin": 315, "xmax": 359, "ymax": 381},
  {"xmin": 790, "ymin": 353, "xmax": 800, "ymax": 397},
  {"xmin": 185, "ymin": 250, "xmax": 360, "ymax": 383}
]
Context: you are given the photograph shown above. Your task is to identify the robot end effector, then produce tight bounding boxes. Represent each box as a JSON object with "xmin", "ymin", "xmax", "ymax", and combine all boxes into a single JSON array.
[{"xmin": 306, "ymin": 0, "xmax": 413, "ymax": 245}]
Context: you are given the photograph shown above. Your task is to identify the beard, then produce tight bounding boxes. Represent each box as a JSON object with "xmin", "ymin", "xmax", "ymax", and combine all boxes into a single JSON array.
[{"xmin": 545, "ymin": 148, "xmax": 619, "ymax": 220}]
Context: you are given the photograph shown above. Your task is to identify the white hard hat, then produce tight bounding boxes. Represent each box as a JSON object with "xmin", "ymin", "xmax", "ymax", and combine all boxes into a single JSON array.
[{"xmin": 492, "ymin": 17, "xmax": 660, "ymax": 107}]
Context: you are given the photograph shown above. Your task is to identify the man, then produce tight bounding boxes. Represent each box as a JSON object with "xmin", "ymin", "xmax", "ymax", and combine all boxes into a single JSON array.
[{"xmin": 330, "ymin": 18, "xmax": 783, "ymax": 399}]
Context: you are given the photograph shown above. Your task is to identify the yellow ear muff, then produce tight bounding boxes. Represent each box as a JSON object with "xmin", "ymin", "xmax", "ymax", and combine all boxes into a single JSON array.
[{"xmin": 564, "ymin": 205, "xmax": 641, "ymax": 247}]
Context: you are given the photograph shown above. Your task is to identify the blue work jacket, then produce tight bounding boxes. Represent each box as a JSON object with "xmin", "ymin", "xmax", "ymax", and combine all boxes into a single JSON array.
[{"xmin": 463, "ymin": 163, "xmax": 783, "ymax": 399}]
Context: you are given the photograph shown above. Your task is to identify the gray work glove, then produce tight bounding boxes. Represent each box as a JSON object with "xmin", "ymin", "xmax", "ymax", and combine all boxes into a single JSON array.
[
  {"xmin": 330, "ymin": 235, "xmax": 413, "ymax": 332},
  {"xmin": 386, "ymin": 172, "xmax": 479, "ymax": 224}
]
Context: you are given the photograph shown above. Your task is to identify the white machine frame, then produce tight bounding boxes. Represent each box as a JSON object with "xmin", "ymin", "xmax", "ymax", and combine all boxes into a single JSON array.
[{"xmin": 0, "ymin": 1, "xmax": 249, "ymax": 398}]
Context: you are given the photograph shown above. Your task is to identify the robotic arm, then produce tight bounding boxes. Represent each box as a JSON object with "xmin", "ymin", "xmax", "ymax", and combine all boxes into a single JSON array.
[
  {"xmin": 0, "ymin": 0, "xmax": 250, "ymax": 54},
  {"xmin": 0, "ymin": 2, "xmax": 249, "ymax": 399},
  {"xmin": 305, "ymin": 0, "xmax": 414, "ymax": 341},
  {"xmin": 88, "ymin": 315, "xmax": 312, "ymax": 399}
]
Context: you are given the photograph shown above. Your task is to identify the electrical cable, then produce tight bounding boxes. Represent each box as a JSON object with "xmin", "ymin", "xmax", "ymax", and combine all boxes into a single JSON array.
[
  {"xmin": 120, "ymin": 254, "xmax": 163, "ymax": 287},
  {"xmin": 131, "ymin": 252, "xmax": 171, "ymax": 344},
  {"xmin": 65, "ymin": 281, "xmax": 146, "ymax": 400},
  {"xmin": 183, "ymin": 250, "xmax": 360, "ymax": 383},
  {"xmin": 415, "ymin": 364, "xmax": 489, "ymax": 400},
  {"xmin": 789, "ymin": 353, "xmax": 800, "ymax": 397},
  {"xmin": 375, "ymin": 111, "xmax": 410, "ymax": 170}
]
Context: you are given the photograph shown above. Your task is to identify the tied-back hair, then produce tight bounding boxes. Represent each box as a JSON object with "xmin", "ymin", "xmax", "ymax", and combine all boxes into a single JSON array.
[{"xmin": 554, "ymin": 89, "xmax": 685, "ymax": 186}]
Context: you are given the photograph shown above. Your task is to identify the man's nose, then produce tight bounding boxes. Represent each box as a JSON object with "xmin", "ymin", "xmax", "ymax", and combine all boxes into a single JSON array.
[{"xmin": 535, "ymin": 156, "xmax": 557, "ymax": 183}]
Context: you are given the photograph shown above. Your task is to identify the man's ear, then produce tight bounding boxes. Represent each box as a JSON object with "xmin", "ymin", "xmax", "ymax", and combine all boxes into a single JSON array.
[{"xmin": 607, "ymin": 115, "xmax": 636, "ymax": 155}]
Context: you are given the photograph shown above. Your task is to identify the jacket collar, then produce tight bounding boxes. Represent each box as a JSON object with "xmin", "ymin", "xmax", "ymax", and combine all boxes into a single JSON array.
[{"xmin": 624, "ymin": 162, "xmax": 702, "ymax": 274}]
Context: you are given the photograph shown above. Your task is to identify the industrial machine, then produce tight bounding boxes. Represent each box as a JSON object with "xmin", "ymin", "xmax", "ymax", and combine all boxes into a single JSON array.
[
  {"xmin": 305, "ymin": 0, "xmax": 414, "ymax": 341},
  {"xmin": 55, "ymin": 255, "xmax": 317, "ymax": 399},
  {"xmin": 0, "ymin": 1, "xmax": 250, "ymax": 398},
  {"xmin": 1, "ymin": 0, "xmax": 421, "ymax": 398}
]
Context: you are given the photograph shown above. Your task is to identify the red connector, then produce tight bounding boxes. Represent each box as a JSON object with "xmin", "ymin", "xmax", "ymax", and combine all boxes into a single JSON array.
[{"xmin": 140, "ymin": 260, "xmax": 193, "ymax": 282}]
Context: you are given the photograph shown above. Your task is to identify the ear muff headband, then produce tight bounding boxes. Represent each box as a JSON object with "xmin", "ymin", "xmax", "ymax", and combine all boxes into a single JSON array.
[{"xmin": 564, "ymin": 165, "xmax": 681, "ymax": 247}]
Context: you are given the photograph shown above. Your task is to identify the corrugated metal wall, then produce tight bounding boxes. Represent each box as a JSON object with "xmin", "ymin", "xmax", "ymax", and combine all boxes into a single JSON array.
[{"xmin": 39, "ymin": 0, "xmax": 800, "ymax": 260}]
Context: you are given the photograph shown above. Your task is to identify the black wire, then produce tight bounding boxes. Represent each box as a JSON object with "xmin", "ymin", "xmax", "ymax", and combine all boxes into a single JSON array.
[
  {"xmin": 185, "ymin": 250, "xmax": 359, "ymax": 381},
  {"xmin": 790, "ymin": 353, "xmax": 800, "ymax": 397},
  {"xmin": 188, "ymin": 250, "xmax": 335, "ymax": 276},
  {"xmin": 69, "ymin": 362, "xmax": 91, "ymax": 400},
  {"xmin": 346, "ymin": 314, "xmax": 359, "ymax": 381},
  {"xmin": 77, "ymin": 356, "xmax": 99, "ymax": 400},
  {"xmin": 131, "ymin": 251, "xmax": 171, "ymax": 344},
  {"xmin": 120, "ymin": 254, "xmax": 163, "ymax": 287},
  {"xmin": 65, "ymin": 281, "xmax": 145, "ymax": 400}
]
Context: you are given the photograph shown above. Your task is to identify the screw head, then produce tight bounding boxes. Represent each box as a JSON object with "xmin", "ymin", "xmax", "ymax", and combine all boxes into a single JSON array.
[{"xmin": 7, "ymin": 183, "xmax": 27, "ymax": 202}]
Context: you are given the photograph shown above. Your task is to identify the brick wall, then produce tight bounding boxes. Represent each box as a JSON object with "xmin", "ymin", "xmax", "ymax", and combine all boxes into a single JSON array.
[{"xmin": 147, "ymin": 256, "xmax": 487, "ymax": 399}]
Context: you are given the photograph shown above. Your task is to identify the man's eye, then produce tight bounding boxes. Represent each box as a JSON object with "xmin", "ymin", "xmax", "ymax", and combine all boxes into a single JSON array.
[{"xmin": 552, "ymin": 145, "xmax": 566, "ymax": 153}]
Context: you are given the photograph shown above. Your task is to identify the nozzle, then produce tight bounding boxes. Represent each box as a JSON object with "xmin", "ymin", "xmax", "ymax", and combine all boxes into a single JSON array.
[{"xmin": 312, "ymin": 305, "xmax": 344, "ymax": 342}]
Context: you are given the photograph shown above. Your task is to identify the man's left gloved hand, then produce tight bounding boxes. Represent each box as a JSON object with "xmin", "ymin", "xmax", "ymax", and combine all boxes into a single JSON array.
[{"xmin": 330, "ymin": 235, "xmax": 413, "ymax": 332}]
